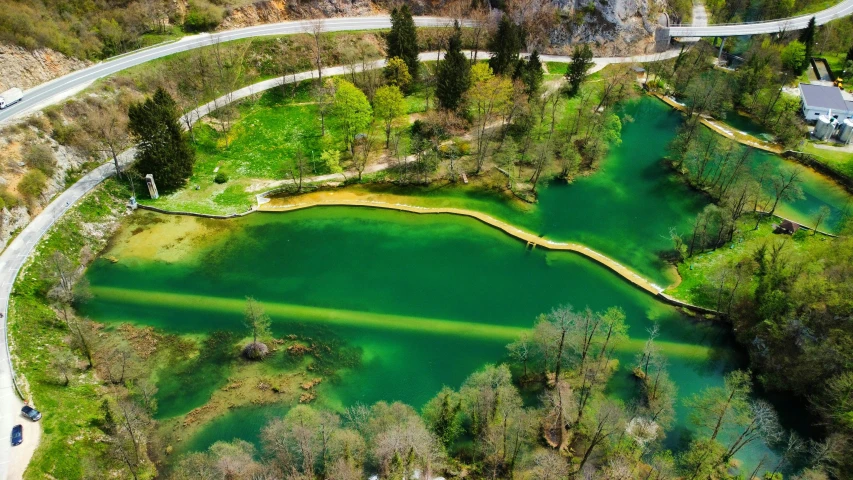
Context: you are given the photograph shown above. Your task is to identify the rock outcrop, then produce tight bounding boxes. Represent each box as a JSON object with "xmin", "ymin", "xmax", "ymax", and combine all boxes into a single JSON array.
[
  {"xmin": 0, "ymin": 45, "xmax": 90, "ymax": 92},
  {"xmin": 0, "ymin": 121, "xmax": 90, "ymax": 251},
  {"xmin": 550, "ymin": 0, "xmax": 668, "ymax": 55},
  {"xmin": 219, "ymin": 0, "xmax": 379, "ymax": 29}
]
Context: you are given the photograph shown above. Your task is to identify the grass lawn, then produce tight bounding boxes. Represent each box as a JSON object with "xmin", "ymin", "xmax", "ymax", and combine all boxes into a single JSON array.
[
  {"xmin": 139, "ymin": 82, "xmax": 341, "ymax": 214},
  {"xmin": 819, "ymin": 51, "xmax": 848, "ymax": 75},
  {"xmin": 546, "ymin": 62, "xmax": 568, "ymax": 76},
  {"xmin": 10, "ymin": 180, "xmax": 144, "ymax": 479},
  {"xmin": 667, "ymin": 214, "xmax": 830, "ymax": 308},
  {"xmin": 801, "ymin": 141, "xmax": 853, "ymax": 178}
]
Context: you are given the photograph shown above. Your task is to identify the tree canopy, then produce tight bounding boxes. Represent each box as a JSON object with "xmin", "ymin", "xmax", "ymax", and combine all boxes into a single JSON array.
[
  {"xmin": 435, "ymin": 22, "xmax": 471, "ymax": 111},
  {"xmin": 386, "ymin": 5, "xmax": 419, "ymax": 80},
  {"xmin": 373, "ymin": 85, "xmax": 406, "ymax": 148},
  {"xmin": 332, "ymin": 79, "xmax": 373, "ymax": 154},
  {"xmin": 127, "ymin": 88, "xmax": 195, "ymax": 193},
  {"xmin": 488, "ymin": 15, "xmax": 524, "ymax": 77},
  {"xmin": 565, "ymin": 44, "xmax": 594, "ymax": 97}
]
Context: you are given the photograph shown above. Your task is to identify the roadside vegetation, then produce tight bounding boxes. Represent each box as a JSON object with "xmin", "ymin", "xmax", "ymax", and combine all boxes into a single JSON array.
[{"xmin": 7, "ymin": 3, "xmax": 853, "ymax": 480}]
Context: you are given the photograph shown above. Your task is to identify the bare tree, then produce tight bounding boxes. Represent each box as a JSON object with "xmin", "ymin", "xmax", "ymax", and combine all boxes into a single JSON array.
[
  {"xmin": 49, "ymin": 346, "xmax": 75, "ymax": 386},
  {"xmin": 87, "ymin": 105, "xmax": 131, "ymax": 177},
  {"xmin": 306, "ymin": 19, "xmax": 326, "ymax": 85},
  {"xmin": 811, "ymin": 205, "xmax": 831, "ymax": 235},
  {"xmin": 314, "ymin": 79, "xmax": 336, "ymax": 137},
  {"xmin": 767, "ymin": 167, "xmax": 804, "ymax": 218},
  {"xmin": 47, "ymin": 251, "xmax": 78, "ymax": 326},
  {"xmin": 576, "ymin": 400, "xmax": 627, "ymax": 473},
  {"xmin": 352, "ymin": 132, "xmax": 377, "ymax": 182}
]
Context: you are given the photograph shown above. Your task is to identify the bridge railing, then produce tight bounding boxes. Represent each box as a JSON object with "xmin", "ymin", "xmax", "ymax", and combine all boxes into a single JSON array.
[{"xmin": 669, "ymin": 6, "xmax": 843, "ymax": 27}]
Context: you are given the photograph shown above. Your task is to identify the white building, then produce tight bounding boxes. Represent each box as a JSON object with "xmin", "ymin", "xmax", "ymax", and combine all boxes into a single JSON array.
[{"xmin": 799, "ymin": 83, "xmax": 853, "ymax": 122}]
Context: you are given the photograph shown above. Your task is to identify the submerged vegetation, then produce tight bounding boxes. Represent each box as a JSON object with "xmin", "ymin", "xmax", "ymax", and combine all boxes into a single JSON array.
[{"xmin": 7, "ymin": 5, "xmax": 853, "ymax": 480}]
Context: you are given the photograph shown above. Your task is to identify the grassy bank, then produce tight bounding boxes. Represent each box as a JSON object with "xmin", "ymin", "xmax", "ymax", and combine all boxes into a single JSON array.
[
  {"xmin": 9, "ymin": 179, "xmax": 133, "ymax": 478},
  {"xmin": 800, "ymin": 141, "xmax": 853, "ymax": 178},
  {"xmin": 667, "ymin": 214, "xmax": 830, "ymax": 308}
]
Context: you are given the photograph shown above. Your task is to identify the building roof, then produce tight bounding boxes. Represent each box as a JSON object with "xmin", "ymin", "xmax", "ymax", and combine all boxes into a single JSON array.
[
  {"xmin": 778, "ymin": 219, "xmax": 801, "ymax": 233},
  {"xmin": 799, "ymin": 83, "xmax": 850, "ymax": 112}
]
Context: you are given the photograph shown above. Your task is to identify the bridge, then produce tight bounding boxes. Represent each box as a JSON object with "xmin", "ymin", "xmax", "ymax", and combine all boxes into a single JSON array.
[{"xmin": 668, "ymin": 0, "xmax": 853, "ymax": 37}]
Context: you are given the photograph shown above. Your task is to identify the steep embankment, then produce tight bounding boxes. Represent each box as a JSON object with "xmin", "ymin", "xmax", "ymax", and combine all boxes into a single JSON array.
[
  {"xmin": 550, "ymin": 0, "xmax": 668, "ymax": 55},
  {"xmin": 0, "ymin": 44, "xmax": 90, "ymax": 91},
  {"xmin": 220, "ymin": 0, "xmax": 381, "ymax": 29}
]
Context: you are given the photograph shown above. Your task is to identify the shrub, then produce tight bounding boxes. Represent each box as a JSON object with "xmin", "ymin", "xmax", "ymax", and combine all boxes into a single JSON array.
[
  {"xmin": 0, "ymin": 188, "xmax": 18, "ymax": 209},
  {"xmin": 214, "ymin": 172, "xmax": 228, "ymax": 184},
  {"xmin": 18, "ymin": 170, "xmax": 48, "ymax": 202},
  {"xmin": 184, "ymin": 1, "xmax": 224, "ymax": 32},
  {"xmin": 24, "ymin": 144, "xmax": 57, "ymax": 176}
]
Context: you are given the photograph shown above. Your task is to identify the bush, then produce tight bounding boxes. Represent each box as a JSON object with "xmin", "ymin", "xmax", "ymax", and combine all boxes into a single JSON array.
[
  {"xmin": 24, "ymin": 144, "xmax": 57, "ymax": 176},
  {"xmin": 242, "ymin": 342, "xmax": 269, "ymax": 360},
  {"xmin": 18, "ymin": 170, "xmax": 48, "ymax": 202},
  {"xmin": 183, "ymin": 1, "xmax": 224, "ymax": 32},
  {"xmin": 0, "ymin": 188, "xmax": 18, "ymax": 209},
  {"xmin": 214, "ymin": 172, "xmax": 228, "ymax": 184}
]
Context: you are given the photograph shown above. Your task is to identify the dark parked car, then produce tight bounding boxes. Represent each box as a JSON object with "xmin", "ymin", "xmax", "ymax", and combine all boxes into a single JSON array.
[
  {"xmin": 21, "ymin": 405, "xmax": 41, "ymax": 421},
  {"xmin": 11, "ymin": 425, "xmax": 22, "ymax": 446}
]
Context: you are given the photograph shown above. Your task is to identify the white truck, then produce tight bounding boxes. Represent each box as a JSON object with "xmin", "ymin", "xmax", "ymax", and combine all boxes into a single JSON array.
[{"xmin": 0, "ymin": 87, "xmax": 23, "ymax": 109}]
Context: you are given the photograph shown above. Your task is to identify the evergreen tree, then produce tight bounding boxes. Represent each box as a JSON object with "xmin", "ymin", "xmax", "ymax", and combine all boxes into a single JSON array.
[
  {"xmin": 435, "ymin": 22, "xmax": 471, "ymax": 111},
  {"xmin": 128, "ymin": 88, "xmax": 195, "ymax": 193},
  {"xmin": 386, "ymin": 5, "xmax": 419, "ymax": 80},
  {"xmin": 799, "ymin": 16, "xmax": 817, "ymax": 64},
  {"xmin": 514, "ymin": 50, "xmax": 544, "ymax": 95},
  {"xmin": 846, "ymin": 43, "xmax": 853, "ymax": 62},
  {"xmin": 488, "ymin": 15, "xmax": 523, "ymax": 76},
  {"xmin": 565, "ymin": 44, "xmax": 594, "ymax": 97}
]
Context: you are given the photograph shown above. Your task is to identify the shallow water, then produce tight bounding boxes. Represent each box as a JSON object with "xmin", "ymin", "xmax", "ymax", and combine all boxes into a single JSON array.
[
  {"xmin": 84, "ymin": 208, "xmax": 767, "ymax": 464},
  {"xmin": 80, "ymin": 95, "xmax": 852, "ymax": 469},
  {"xmin": 267, "ymin": 97, "xmax": 850, "ymax": 286}
]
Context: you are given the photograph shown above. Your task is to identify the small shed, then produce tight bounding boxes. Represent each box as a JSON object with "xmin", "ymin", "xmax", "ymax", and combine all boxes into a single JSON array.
[
  {"xmin": 774, "ymin": 219, "xmax": 801, "ymax": 235},
  {"xmin": 631, "ymin": 66, "xmax": 647, "ymax": 82}
]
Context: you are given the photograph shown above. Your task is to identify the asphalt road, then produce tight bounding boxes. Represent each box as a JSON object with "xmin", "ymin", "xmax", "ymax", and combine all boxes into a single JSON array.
[
  {"xmin": 0, "ymin": 16, "xmax": 464, "ymax": 125},
  {"xmin": 670, "ymin": 0, "xmax": 853, "ymax": 36},
  {"xmin": 0, "ymin": 151, "xmax": 133, "ymax": 480},
  {"xmin": 1, "ymin": 2, "xmax": 850, "ymax": 477}
]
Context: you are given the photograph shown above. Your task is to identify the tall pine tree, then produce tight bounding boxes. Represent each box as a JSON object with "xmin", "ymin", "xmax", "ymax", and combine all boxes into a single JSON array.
[
  {"xmin": 488, "ymin": 15, "xmax": 523, "ymax": 76},
  {"xmin": 435, "ymin": 22, "xmax": 471, "ymax": 110},
  {"xmin": 565, "ymin": 44, "xmax": 594, "ymax": 97},
  {"xmin": 799, "ymin": 16, "xmax": 816, "ymax": 65},
  {"xmin": 514, "ymin": 50, "xmax": 543, "ymax": 95},
  {"xmin": 386, "ymin": 5, "xmax": 419, "ymax": 80},
  {"xmin": 128, "ymin": 88, "xmax": 195, "ymax": 193}
]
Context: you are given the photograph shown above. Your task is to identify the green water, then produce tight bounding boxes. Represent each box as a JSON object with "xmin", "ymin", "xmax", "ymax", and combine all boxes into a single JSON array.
[
  {"xmin": 335, "ymin": 98, "xmax": 849, "ymax": 286},
  {"xmin": 78, "ymin": 95, "xmax": 853, "ymax": 469},
  {"xmin": 84, "ymin": 208, "xmax": 764, "ymax": 462}
]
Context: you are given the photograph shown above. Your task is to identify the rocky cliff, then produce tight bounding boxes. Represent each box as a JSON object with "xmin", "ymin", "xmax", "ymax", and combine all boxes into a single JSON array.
[
  {"xmin": 0, "ymin": 45, "xmax": 91, "ymax": 92},
  {"xmin": 0, "ymin": 122, "xmax": 90, "ymax": 252},
  {"xmin": 551, "ymin": 0, "xmax": 668, "ymax": 55},
  {"xmin": 219, "ymin": 0, "xmax": 380, "ymax": 29}
]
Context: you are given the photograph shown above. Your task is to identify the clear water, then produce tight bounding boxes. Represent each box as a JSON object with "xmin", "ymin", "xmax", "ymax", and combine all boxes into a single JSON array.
[{"xmin": 80, "ymin": 96, "xmax": 851, "ymax": 469}]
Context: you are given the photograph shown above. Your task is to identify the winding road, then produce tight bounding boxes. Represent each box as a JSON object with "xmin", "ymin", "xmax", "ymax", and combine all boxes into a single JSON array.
[
  {"xmin": 0, "ymin": 16, "xmax": 464, "ymax": 125},
  {"xmin": 1, "ymin": 1, "xmax": 852, "ymax": 477},
  {"xmin": 670, "ymin": 0, "xmax": 853, "ymax": 37}
]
